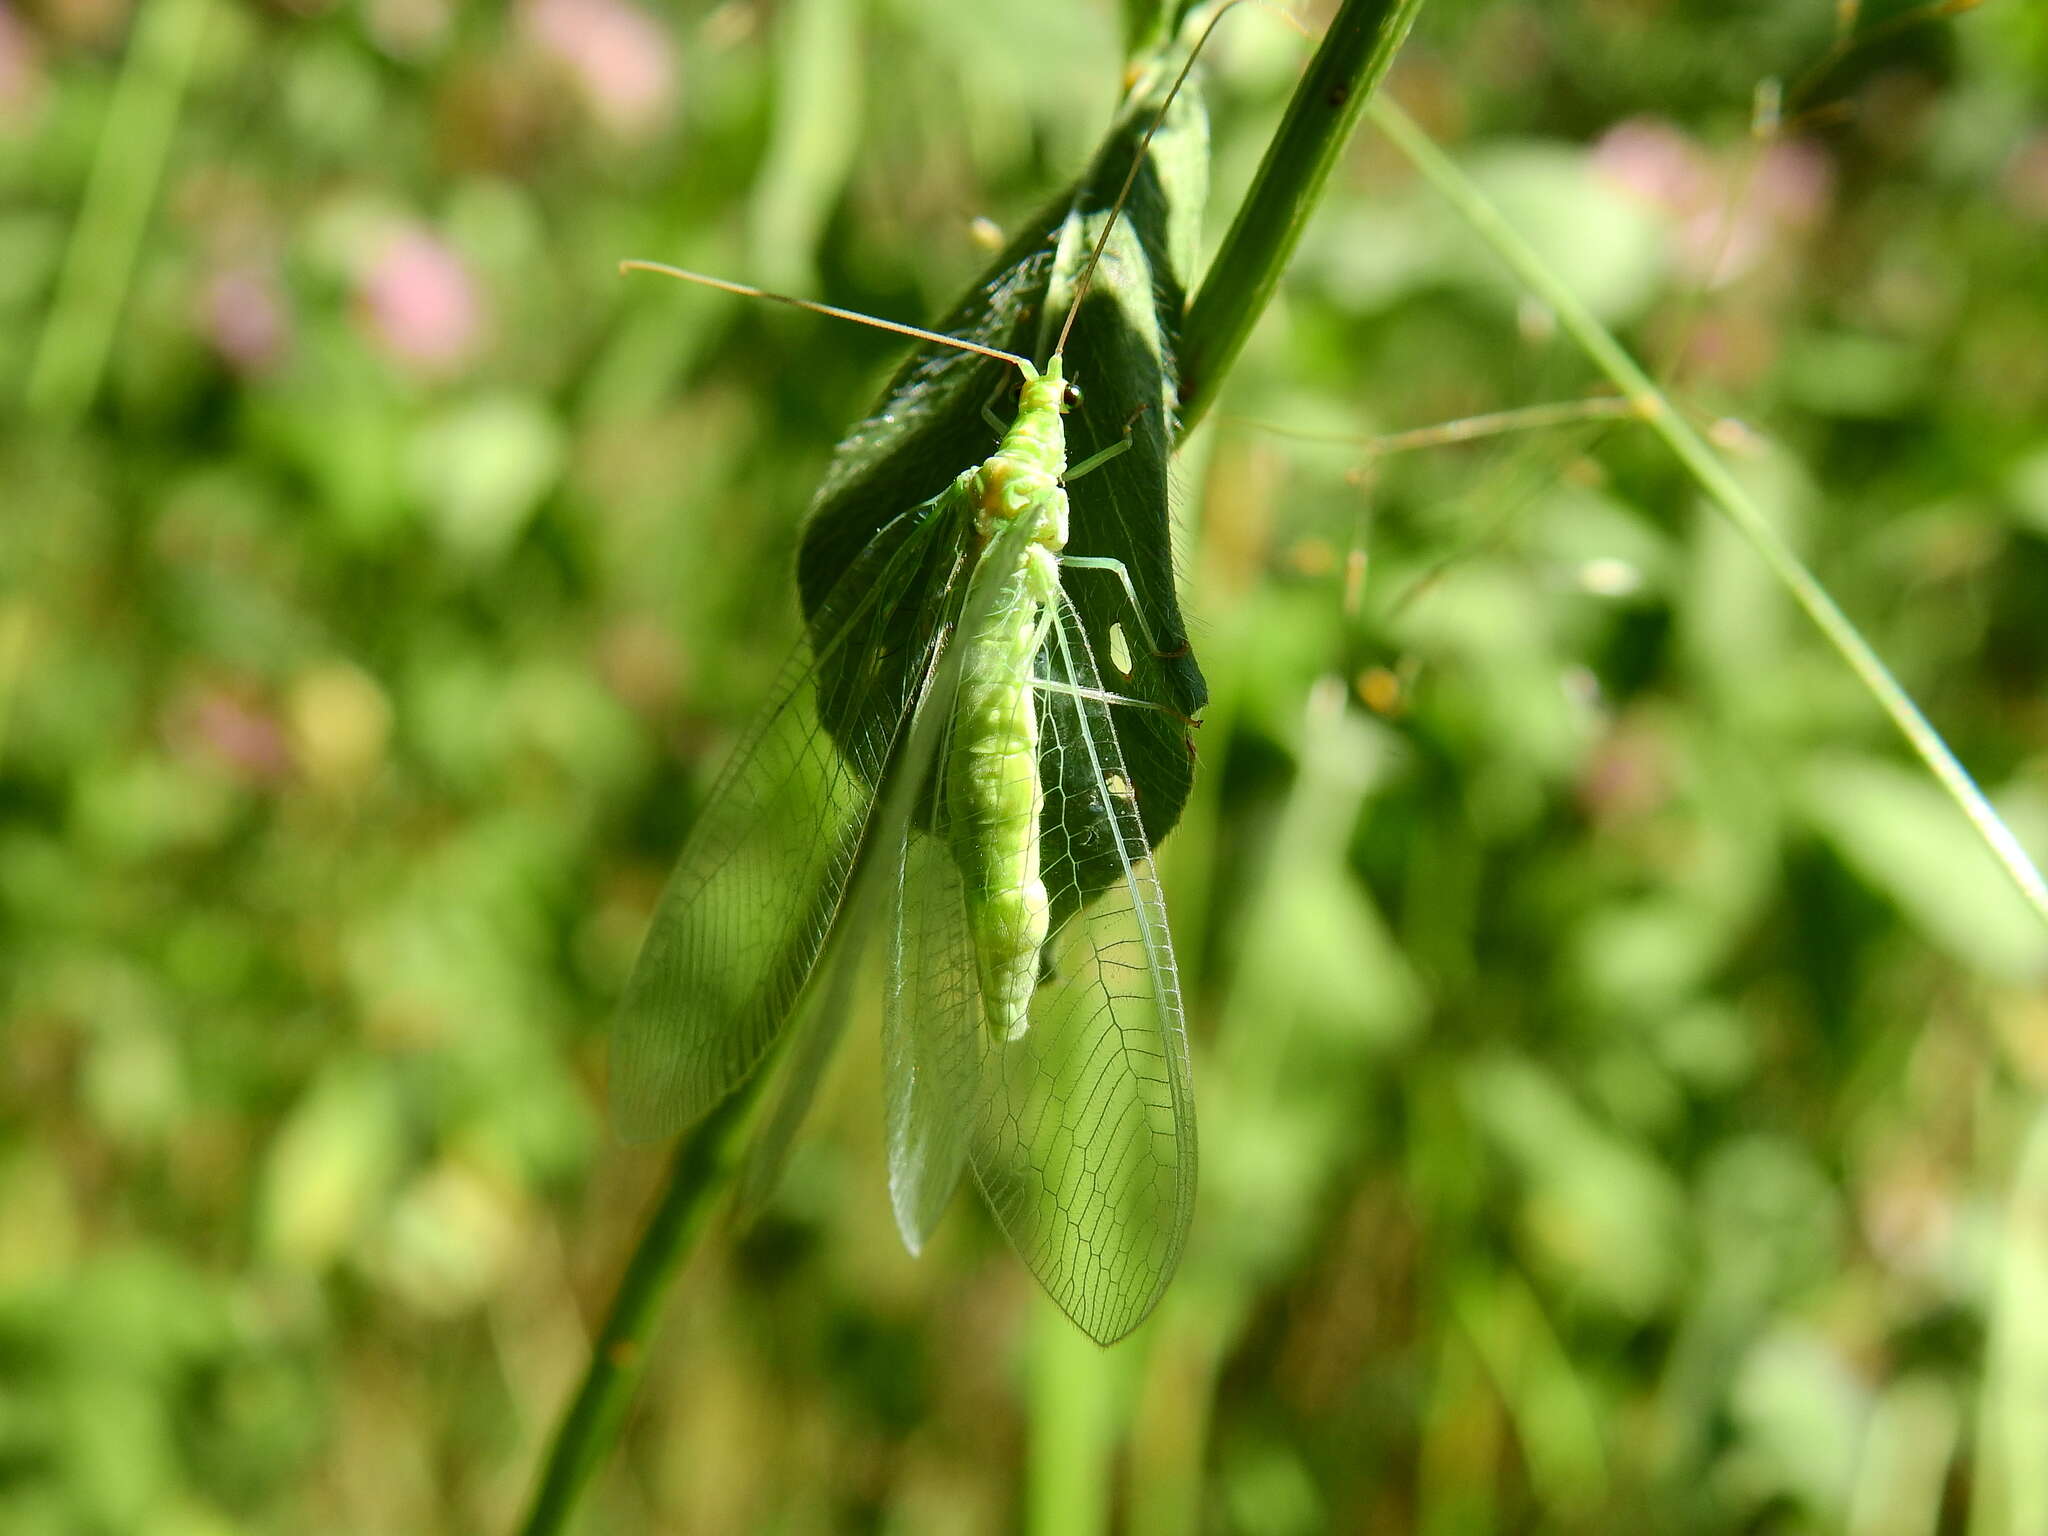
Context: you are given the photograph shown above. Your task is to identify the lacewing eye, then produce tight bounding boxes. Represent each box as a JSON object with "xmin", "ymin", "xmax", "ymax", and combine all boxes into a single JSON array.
[{"xmin": 1061, "ymin": 380, "xmax": 1084, "ymax": 411}]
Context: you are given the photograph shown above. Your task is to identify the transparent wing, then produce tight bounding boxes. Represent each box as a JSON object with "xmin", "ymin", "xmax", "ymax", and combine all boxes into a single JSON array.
[
  {"xmin": 881, "ymin": 517, "xmax": 1044, "ymax": 1251},
  {"xmin": 884, "ymin": 784, "xmax": 980, "ymax": 1252},
  {"xmin": 738, "ymin": 604, "xmax": 967, "ymax": 1214},
  {"xmin": 732, "ymin": 918, "xmax": 864, "ymax": 1218},
  {"xmin": 611, "ymin": 500, "xmax": 963, "ymax": 1143},
  {"xmin": 884, "ymin": 574, "xmax": 1196, "ymax": 1342},
  {"xmin": 973, "ymin": 590, "xmax": 1195, "ymax": 1343}
]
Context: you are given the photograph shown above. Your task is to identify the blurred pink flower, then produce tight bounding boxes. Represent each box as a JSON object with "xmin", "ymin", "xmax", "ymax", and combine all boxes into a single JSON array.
[
  {"xmin": 171, "ymin": 685, "xmax": 293, "ymax": 787},
  {"xmin": 201, "ymin": 266, "xmax": 290, "ymax": 375},
  {"xmin": 1591, "ymin": 117, "xmax": 1714, "ymax": 212},
  {"xmin": 1593, "ymin": 115, "xmax": 1833, "ymax": 288},
  {"xmin": 523, "ymin": 0, "xmax": 676, "ymax": 140},
  {"xmin": 357, "ymin": 226, "xmax": 483, "ymax": 376},
  {"xmin": 366, "ymin": 0, "xmax": 451, "ymax": 60},
  {"xmin": 1577, "ymin": 719, "xmax": 1672, "ymax": 830},
  {"xmin": 1751, "ymin": 138, "xmax": 1832, "ymax": 229},
  {"xmin": 0, "ymin": 2, "xmax": 43, "ymax": 129},
  {"xmin": 2004, "ymin": 131, "xmax": 2048, "ymax": 223}
]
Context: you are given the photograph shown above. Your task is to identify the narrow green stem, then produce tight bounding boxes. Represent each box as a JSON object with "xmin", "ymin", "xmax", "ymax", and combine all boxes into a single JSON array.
[
  {"xmin": 1122, "ymin": 0, "xmax": 1172, "ymax": 58},
  {"xmin": 0, "ymin": 607, "xmax": 33, "ymax": 769},
  {"xmin": 1176, "ymin": 0, "xmax": 1427, "ymax": 435},
  {"xmin": 1026, "ymin": 1295, "xmax": 1122, "ymax": 1536},
  {"xmin": 516, "ymin": 1089, "xmax": 755, "ymax": 1536},
  {"xmin": 25, "ymin": 0, "xmax": 212, "ymax": 423},
  {"xmin": 1368, "ymin": 97, "xmax": 2048, "ymax": 930}
]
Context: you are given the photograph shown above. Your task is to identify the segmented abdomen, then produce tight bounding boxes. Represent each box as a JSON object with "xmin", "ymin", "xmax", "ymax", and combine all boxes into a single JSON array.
[
  {"xmin": 948, "ymin": 541, "xmax": 1060, "ymax": 1040},
  {"xmin": 946, "ymin": 366, "xmax": 1070, "ymax": 1040}
]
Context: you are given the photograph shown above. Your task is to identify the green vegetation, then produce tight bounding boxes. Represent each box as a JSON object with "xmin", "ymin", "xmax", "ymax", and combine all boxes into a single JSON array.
[{"xmin": 4, "ymin": 0, "xmax": 2046, "ymax": 1531}]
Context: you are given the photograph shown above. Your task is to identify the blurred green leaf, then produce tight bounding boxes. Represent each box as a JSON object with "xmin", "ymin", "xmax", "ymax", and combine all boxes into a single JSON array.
[
  {"xmin": 1978, "ymin": 1105, "xmax": 2048, "ymax": 1536},
  {"xmin": 0, "ymin": 1148, "xmax": 80, "ymax": 1295},
  {"xmin": 1781, "ymin": 330, "xmax": 1927, "ymax": 420},
  {"xmin": 259, "ymin": 1058, "xmax": 404, "ymax": 1272},
  {"xmin": 1801, "ymin": 754, "xmax": 2048, "ymax": 984},
  {"xmin": 1456, "ymin": 143, "xmax": 1668, "ymax": 323},
  {"xmin": 2005, "ymin": 445, "xmax": 2048, "ymax": 537},
  {"xmin": 1726, "ymin": 1327, "xmax": 1871, "ymax": 1521},
  {"xmin": 1462, "ymin": 1053, "xmax": 1688, "ymax": 1319},
  {"xmin": 371, "ymin": 1160, "xmax": 527, "ymax": 1315},
  {"xmin": 408, "ymin": 394, "xmax": 566, "ymax": 562},
  {"xmin": 1848, "ymin": 1374, "xmax": 1958, "ymax": 1536},
  {"xmin": 748, "ymin": 0, "xmax": 863, "ymax": 291},
  {"xmin": 1455, "ymin": 1269, "xmax": 1608, "ymax": 1512}
]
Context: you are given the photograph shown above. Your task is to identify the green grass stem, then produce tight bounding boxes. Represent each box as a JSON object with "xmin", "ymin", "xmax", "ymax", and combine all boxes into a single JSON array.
[
  {"xmin": 1367, "ymin": 97, "xmax": 2048, "ymax": 933},
  {"xmin": 1972, "ymin": 1101, "xmax": 2048, "ymax": 1536},
  {"xmin": 1176, "ymin": 0, "xmax": 1426, "ymax": 435},
  {"xmin": 1026, "ymin": 1296, "xmax": 1123, "ymax": 1536},
  {"xmin": 25, "ymin": 0, "xmax": 212, "ymax": 424},
  {"xmin": 515, "ymin": 1087, "xmax": 755, "ymax": 1536}
]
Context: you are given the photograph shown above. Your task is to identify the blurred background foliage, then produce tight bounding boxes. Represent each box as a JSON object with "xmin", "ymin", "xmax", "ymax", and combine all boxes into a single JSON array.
[{"xmin": 4, "ymin": 0, "xmax": 2048, "ymax": 1530}]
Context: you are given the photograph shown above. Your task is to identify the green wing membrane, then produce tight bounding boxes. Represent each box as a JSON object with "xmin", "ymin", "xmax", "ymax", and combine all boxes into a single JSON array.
[
  {"xmin": 884, "ymin": 815, "xmax": 980, "ymax": 1249},
  {"xmin": 611, "ymin": 504, "xmax": 960, "ymax": 1142},
  {"xmin": 885, "ymin": 584, "xmax": 1195, "ymax": 1345},
  {"xmin": 615, "ymin": 26, "xmax": 1208, "ymax": 1339}
]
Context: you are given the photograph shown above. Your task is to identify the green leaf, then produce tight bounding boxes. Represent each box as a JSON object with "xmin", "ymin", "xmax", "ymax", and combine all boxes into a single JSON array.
[
  {"xmin": 1122, "ymin": 0, "xmax": 1167, "ymax": 57},
  {"xmin": 2005, "ymin": 445, "xmax": 2048, "ymax": 537},
  {"xmin": 1780, "ymin": 329, "xmax": 1927, "ymax": 420},
  {"xmin": 258, "ymin": 1059, "xmax": 403, "ymax": 1272},
  {"xmin": 796, "ymin": 28, "xmax": 1212, "ymax": 921},
  {"xmin": 408, "ymin": 393, "xmax": 566, "ymax": 563},
  {"xmin": 1462, "ymin": 1053, "xmax": 1688, "ymax": 1320},
  {"xmin": 1981, "ymin": 1105, "xmax": 2048, "ymax": 1535},
  {"xmin": 748, "ymin": 0, "xmax": 863, "ymax": 291},
  {"xmin": 1800, "ymin": 754, "xmax": 2048, "ymax": 984}
]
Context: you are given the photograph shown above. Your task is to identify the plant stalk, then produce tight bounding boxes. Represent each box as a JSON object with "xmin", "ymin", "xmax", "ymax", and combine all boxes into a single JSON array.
[
  {"xmin": 26, "ymin": 0, "xmax": 212, "ymax": 424},
  {"xmin": 516, "ymin": 1088, "xmax": 755, "ymax": 1536},
  {"xmin": 1367, "ymin": 96, "xmax": 2048, "ymax": 930},
  {"xmin": 1176, "ymin": 0, "xmax": 1426, "ymax": 435}
]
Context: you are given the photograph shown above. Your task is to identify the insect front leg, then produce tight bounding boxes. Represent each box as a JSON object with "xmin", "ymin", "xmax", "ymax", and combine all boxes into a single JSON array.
[
  {"xmin": 1061, "ymin": 402, "xmax": 1154, "ymax": 485},
  {"xmin": 1031, "ymin": 587, "xmax": 1196, "ymax": 725},
  {"xmin": 1030, "ymin": 676, "xmax": 1192, "ymax": 721},
  {"xmin": 1057, "ymin": 554, "xmax": 1184, "ymax": 667}
]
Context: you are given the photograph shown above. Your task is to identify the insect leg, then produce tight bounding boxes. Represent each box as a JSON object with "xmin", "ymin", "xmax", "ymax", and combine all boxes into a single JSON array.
[
  {"xmin": 1062, "ymin": 403, "xmax": 1153, "ymax": 485},
  {"xmin": 1030, "ymin": 676, "xmax": 1191, "ymax": 720},
  {"xmin": 1057, "ymin": 554, "xmax": 1184, "ymax": 662},
  {"xmin": 1063, "ymin": 435, "xmax": 1132, "ymax": 483}
]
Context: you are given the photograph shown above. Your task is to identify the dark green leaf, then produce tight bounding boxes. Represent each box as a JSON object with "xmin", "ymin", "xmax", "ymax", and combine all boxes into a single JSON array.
[{"xmin": 797, "ymin": 32, "xmax": 1211, "ymax": 925}]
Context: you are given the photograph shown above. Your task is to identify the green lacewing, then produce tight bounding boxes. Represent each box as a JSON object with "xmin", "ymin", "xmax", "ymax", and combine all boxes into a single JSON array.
[{"xmin": 611, "ymin": 9, "xmax": 1237, "ymax": 1344}]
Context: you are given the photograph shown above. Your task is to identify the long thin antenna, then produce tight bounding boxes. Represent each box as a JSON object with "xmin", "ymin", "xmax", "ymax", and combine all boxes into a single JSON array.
[
  {"xmin": 1235, "ymin": 396, "xmax": 1647, "ymax": 454},
  {"xmin": 1052, "ymin": 0, "xmax": 1309, "ymax": 361},
  {"xmin": 618, "ymin": 261, "xmax": 1035, "ymax": 372}
]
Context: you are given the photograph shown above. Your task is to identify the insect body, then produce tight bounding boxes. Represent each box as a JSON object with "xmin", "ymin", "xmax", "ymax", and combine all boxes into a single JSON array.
[
  {"xmin": 611, "ymin": 323, "xmax": 1186, "ymax": 1342},
  {"xmin": 951, "ymin": 360, "xmax": 1070, "ymax": 1040},
  {"xmin": 609, "ymin": 9, "xmax": 1238, "ymax": 1345}
]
